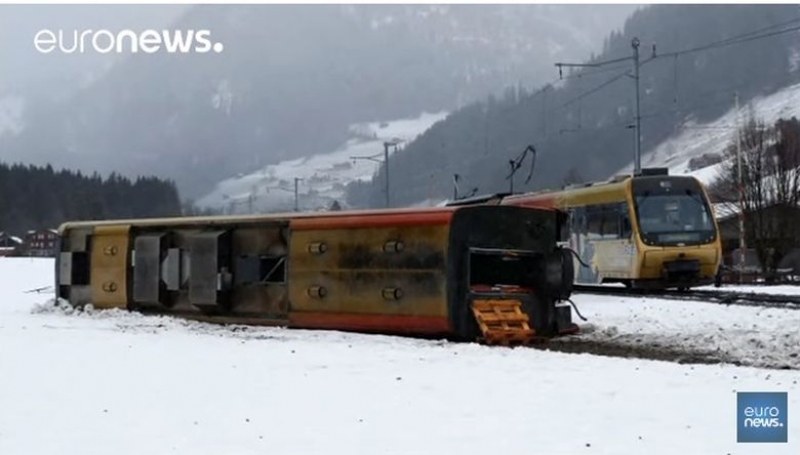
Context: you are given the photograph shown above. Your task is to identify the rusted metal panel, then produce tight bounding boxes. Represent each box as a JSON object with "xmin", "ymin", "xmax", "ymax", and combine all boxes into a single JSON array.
[
  {"xmin": 288, "ymin": 225, "xmax": 449, "ymax": 316},
  {"xmin": 289, "ymin": 225, "xmax": 448, "ymax": 271},
  {"xmin": 289, "ymin": 210, "xmax": 453, "ymax": 230},
  {"xmin": 290, "ymin": 270, "xmax": 447, "ymax": 316},
  {"xmin": 90, "ymin": 225, "xmax": 131, "ymax": 309}
]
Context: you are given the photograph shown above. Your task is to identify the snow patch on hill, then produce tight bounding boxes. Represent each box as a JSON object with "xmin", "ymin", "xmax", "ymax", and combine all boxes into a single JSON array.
[
  {"xmin": 619, "ymin": 82, "xmax": 800, "ymax": 185},
  {"xmin": 196, "ymin": 111, "xmax": 448, "ymax": 213}
]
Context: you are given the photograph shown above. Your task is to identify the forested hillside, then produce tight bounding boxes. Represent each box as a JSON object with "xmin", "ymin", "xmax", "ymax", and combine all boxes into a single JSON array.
[
  {"xmin": 0, "ymin": 163, "xmax": 181, "ymax": 234},
  {"xmin": 348, "ymin": 4, "xmax": 800, "ymax": 207}
]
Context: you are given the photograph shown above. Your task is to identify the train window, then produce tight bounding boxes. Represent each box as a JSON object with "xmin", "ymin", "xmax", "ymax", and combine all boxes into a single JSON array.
[
  {"xmin": 586, "ymin": 208, "xmax": 604, "ymax": 238},
  {"xmin": 620, "ymin": 206, "xmax": 632, "ymax": 238},
  {"xmin": 635, "ymin": 190, "xmax": 715, "ymax": 244},
  {"xmin": 585, "ymin": 204, "xmax": 629, "ymax": 240},
  {"xmin": 602, "ymin": 206, "xmax": 620, "ymax": 239},
  {"xmin": 570, "ymin": 206, "xmax": 586, "ymax": 235}
]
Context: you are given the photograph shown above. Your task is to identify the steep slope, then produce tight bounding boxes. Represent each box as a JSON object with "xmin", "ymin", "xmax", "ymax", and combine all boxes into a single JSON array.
[
  {"xmin": 351, "ymin": 5, "xmax": 800, "ymax": 207},
  {"xmin": 619, "ymin": 81, "xmax": 800, "ymax": 185}
]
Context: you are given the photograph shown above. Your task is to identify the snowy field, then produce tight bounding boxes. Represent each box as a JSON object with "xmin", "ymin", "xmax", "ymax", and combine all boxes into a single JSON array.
[
  {"xmin": 1, "ymin": 257, "xmax": 798, "ymax": 454},
  {"xmin": 569, "ymin": 293, "xmax": 800, "ymax": 369}
]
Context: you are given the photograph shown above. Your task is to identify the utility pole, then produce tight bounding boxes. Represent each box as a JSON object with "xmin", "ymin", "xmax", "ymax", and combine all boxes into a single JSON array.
[
  {"xmin": 632, "ymin": 37, "xmax": 642, "ymax": 175},
  {"xmin": 351, "ymin": 139, "xmax": 402, "ymax": 209},
  {"xmin": 383, "ymin": 142, "xmax": 391, "ymax": 208},
  {"xmin": 555, "ymin": 37, "xmax": 645, "ymax": 175},
  {"xmin": 453, "ymin": 173, "xmax": 460, "ymax": 200},
  {"xmin": 294, "ymin": 177, "xmax": 302, "ymax": 212},
  {"xmin": 734, "ymin": 92, "xmax": 746, "ymax": 283}
]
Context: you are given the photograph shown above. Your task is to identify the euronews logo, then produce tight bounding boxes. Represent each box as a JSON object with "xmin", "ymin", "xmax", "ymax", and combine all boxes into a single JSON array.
[
  {"xmin": 737, "ymin": 392, "xmax": 788, "ymax": 443},
  {"xmin": 34, "ymin": 29, "xmax": 224, "ymax": 54}
]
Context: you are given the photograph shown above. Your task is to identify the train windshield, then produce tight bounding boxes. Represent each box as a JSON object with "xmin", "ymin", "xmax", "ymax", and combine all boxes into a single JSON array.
[{"xmin": 632, "ymin": 178, "xmax": 716, "ymax": 246}]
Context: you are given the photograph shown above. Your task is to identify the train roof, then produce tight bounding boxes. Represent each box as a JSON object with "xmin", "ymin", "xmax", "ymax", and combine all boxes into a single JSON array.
[
  {"xmin": 58, "ymin": 203, "xmax": 556, "ymax": 234},
  {"xmin": 445, "ymin": 193, "xmax": 510, "ymax": 207},
  {"xmin": 503, "ymin": 173, "xmax": 705, "ymax": 206}
]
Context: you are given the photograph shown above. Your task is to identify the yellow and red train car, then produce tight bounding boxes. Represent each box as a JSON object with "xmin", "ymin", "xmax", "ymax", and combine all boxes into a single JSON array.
[
  {"xmin": 56, "ymin": 205, "xmax": 576, "ymax": 342},
  {"xmin": 501, "ymin": 172, "xmax": 722, "ymax": 289}
]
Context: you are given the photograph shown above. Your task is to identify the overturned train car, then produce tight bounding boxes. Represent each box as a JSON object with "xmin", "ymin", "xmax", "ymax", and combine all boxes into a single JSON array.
[{"xmin": 56, "ymin": 205, "xmax": 576, "ymax": 342}]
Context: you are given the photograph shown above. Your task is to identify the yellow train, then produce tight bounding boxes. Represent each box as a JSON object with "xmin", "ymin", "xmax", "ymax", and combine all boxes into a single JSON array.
[{"xmin": 501, "ymin": 171, "xmax": 722, "ymax": 289}]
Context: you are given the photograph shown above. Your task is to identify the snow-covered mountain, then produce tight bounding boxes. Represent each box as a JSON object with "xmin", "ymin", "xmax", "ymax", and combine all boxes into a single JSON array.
[
  {"xmin": 196, "ymin": 111, "xmax": 448, "ymax": 213},
  {"xmin": 619, "ymin": 82, "xmax": 800, "ymax": 186},
  {"xmin": 203, "ymin": 82, "xmax": 800, "ymax": 214}
]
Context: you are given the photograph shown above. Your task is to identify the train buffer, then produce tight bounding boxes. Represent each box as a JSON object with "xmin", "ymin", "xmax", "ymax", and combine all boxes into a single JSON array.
[{"xmin": 471, "ymin": 299, "xmax": 534, "ymax": 345}]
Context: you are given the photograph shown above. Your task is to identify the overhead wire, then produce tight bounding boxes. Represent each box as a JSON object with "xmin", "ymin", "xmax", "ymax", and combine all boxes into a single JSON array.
[
  {"xmin": 656, "ymin": 20, "xmax": 800, "ymax": 59},
  {"xmin": 545, "ymin": 16, "xmax": 800, "ymax": 133},
  {"xmin": 475, "ymin": 15, "xmax": 800, "ymax": 156}
]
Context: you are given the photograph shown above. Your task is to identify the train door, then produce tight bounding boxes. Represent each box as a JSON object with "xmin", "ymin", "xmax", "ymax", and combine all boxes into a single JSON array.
[
  {"xmin": 619, "ymin": 202, "xmax": 639, "ymax": 281},
  {"xmin": 569, "ymin": 206, "xmax": 599, "ymax": 284},
  {"xmin": 580, "ymin": 203, "xmax": 638, "ymax": 284}
]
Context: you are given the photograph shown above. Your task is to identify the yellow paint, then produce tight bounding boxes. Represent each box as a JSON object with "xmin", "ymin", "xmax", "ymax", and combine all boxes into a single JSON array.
[
  {"xmin": 520, "ymin": 176, "xmax": 722, "ymax": 282},
  {"xmin": 640, "ymin": 247, "xmax": 719, "ymax": 280},
  {"xmin": 90, "ymin": 225, "xmax": 130, "ymax": 309},
  {"xmin": 557, "ymin": 180, "xmax": 631, "ymax": 208},
  {"xmin": 591, "ymin": 239, "xmax": 637, "ymax": 278},
  {"xmin": 289, "ymin": 225, "xmax": 450, "ymax": 316}
]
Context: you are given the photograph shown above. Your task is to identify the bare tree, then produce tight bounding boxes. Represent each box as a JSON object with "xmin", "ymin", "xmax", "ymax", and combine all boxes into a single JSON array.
[{"xmin": 713, "ymin": 115, "xmax": 800, "ymax": 276}]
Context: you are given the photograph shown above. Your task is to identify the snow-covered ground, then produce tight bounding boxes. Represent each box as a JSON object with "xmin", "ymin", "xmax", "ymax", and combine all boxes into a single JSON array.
[
  {"xmin": 196, "ymin": 112, "xmax": 448, "ymax": 214},
  {"xmin": 1, "ymin": 257, "xmax": 798, "ymax": 454},
  {"xmin": 569, "ymin": 293, "xmax": 800, "ymax": 369},
  {"xmin": 695, "ymin": 284, "xmax": 800, "ymax": 296},
  {"xmin": 619, "ymin": 81, "xmax": 800, "ymax": 186}
]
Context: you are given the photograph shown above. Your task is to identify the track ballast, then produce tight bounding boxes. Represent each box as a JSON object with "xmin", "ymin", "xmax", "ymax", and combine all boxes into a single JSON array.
[{"xmin": 573, "ymin": 285, "xmax": 800, "ymax": 310}]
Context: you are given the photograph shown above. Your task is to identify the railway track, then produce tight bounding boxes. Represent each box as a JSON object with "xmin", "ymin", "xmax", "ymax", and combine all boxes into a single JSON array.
[{"xmin": 573, "ymin": 285, "xmax": 800, "ymax": 309}]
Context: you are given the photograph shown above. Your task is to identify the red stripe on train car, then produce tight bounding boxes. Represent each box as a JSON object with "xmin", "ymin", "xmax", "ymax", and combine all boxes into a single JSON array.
[
  {"xmin": 290, "ymin": 210, "xmax": 454, "ymax": 230},
  {"xmin": 289, "ymin": 312, "xmax": 452, "ymax": 336}
]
